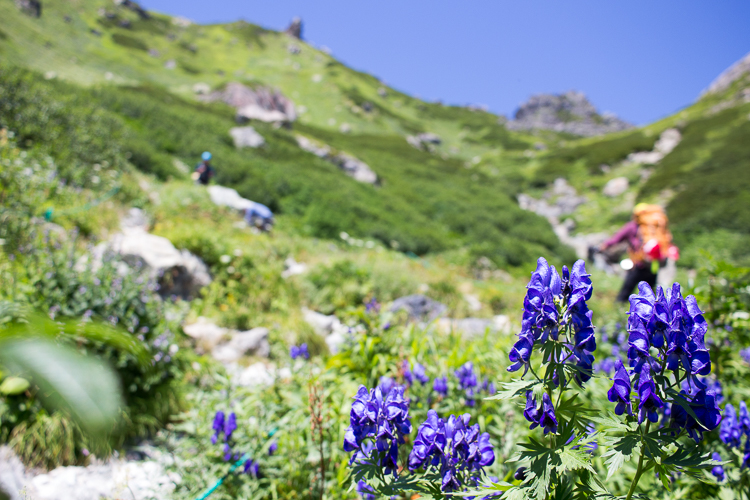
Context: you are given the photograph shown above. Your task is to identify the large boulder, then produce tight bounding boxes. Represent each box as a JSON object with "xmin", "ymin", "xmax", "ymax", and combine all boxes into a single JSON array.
[
  {"xmin": 88, "ymin": 209, "xmax": 211, "ymax": 300},
  {"xmin": 602, "ymin": 177, "xmax": 629, "ymax": 197},
  {"xmin": 14, "ymin": 0, "xmax": 41, "ymax": 17},
  {"xmin": 182, "ymin": 317, "xmax": 227, "ymax": 353},
  {"xmin": 211, "ymin": 327, "xmax": 270, "ymax": 363},
  {"xmin": 0, "ymin": 446, "xmax": 31, "ymax": 500},
  {"xmin": 302, "ymin": 309, "xmax": 350, "ymax": 353},
  {"xmin": 229, "ymin": 126, "xmax": 265, "ymax": 148},
  {"xmin": 390, "ymin": 295, "xmax": 446, "ymax": 322},
  {"xmin": 201, "ymin": 82, "xmax": 296, "ymax": 124}
]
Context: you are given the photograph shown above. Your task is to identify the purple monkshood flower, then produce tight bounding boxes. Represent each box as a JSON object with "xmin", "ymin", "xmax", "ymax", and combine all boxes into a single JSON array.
[
  {"xmin": 739, "ymin": 401, "xmax": 750, "ymax": 435},
  {"xmin": 607, "ymin": 359, "xmax": 633, "ymax": 416},
  {"xmin": 290, "ymin": 343, "xmax": 310, "ymax": 360},
  {"xmin": 455, "ymin": 362, "xmax": 479, "ymax": 406},
  {"xmin": 433, "ymin": 376, "xmax": 448, "ymax": 396},
  {"xmin": 268, "ymin": 441, "xmax": 278, "ymax": 455},
  {"xmin": 482, "ymin": 378, "xmax": 496, "ymax": 395},
  {"xmin": 721, "ymin": 404, "xmax": 742, "ymax": 447},
  {"xmin": 403, "ymin": 360, "xmax": 414, "ymax": 386},
  {"xmin": 741, "ymin": 347, "xmax": 750, "ymax": 364},
  {"xmin": 243, "ymin": 458, "xmax": 260, "ymax": 477},
  {"xmin": 408, "ymin": 410, "xmax": 494, "ymax": 493},
  {"xmin": 669, "ymin": 389, "xmax": 722, "ymax": 442},
  {"xmin": 211, "ymin": 411, "xmax": 225, "ymax": 445},
  {"xmin": 344, "ymin": 385, "xmax": 412, "ymax": 477},
  {"xmin": 523, "ymin": 391, "xmax": 558, "ymax": 435},
  {"xmin": 711, "ymin": 452, "xmax": 725, "ymax": 482},
  {"xmin": 378, "ymin": 376, "xmax": 395, "ymax": 395},
  {"xmin": 637, "ymin": 363, "xmax": 664, "ymax": 424},
  {"xmin": 224, "ymin": 412, "xmax": 237, "ymax": 441},
  {"xmin": 356, "ymin": 480, "xmax": 376, "ymax": 500},
  {"xmin": 365, "ymin": 298, "xmax": 380, "ymax": 313},
  {"xmin": 413, "ymin": 363, "xmax": 430, "ymax": 384}
]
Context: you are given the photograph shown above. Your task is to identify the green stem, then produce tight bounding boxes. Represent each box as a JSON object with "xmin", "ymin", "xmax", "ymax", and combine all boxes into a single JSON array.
[{"xmin": 625, "ymin": 420, "xmax": 651, "ymax": 500}]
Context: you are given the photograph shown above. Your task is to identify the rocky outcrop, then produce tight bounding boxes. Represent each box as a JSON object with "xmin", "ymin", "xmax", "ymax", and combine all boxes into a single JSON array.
[
  {"xmin": 0, "ymin": 446, "xmax": 27, "ymax": 500},
  {"xmin": 206, "ymin": 185, "xmax": 271, "ymax": 219},
  {"xmin": 406, "ymin": 133, "xmax": 442, "ymax": 151},
  {"xmin": 229, "ymin": 126, "xmax": 265, "ymax": 148},
  {"xmin": 436, "ymin": 315, "xmax": 512, "ymax": 338},
  {"xmin": 14, "ymin": 0, "xmax": 41, "ymax": 17},
  {"xmin": 507, "ymin": 91, "xmax": 632, "ymax": 137},
  {"xmin": 201, "ymin": 82, "xmax": 296, "ymax": 124},
  {"xmin": 302, "ymin": 308, "xmax": 350, "ymax": 353},
  {"xmin": 114, "ymin": 0, "xmax": 150, "ymax": 20},
  {"xmin": 390, "ymin": 295, "xmax": 447, "ymax": 322},
  {"xmin": 285, "ymin": 17, "xmax": 302, "ymax": 39},
  {"xmin": 183, "ymin": 317, "xmax": 270, "ymax": 363},
  {"xmin": 89, "ymin": 209, "xmax": 211, "ymax": 300},
  {"xmin": 296, "ymin": 136, "xmax": 378, "ymax": 184},
  {"xmin": 626, "ymin": 128, "xmax": 681, "ymax": 165},
  {"xmin": 602, "ymin": 177, "xmax": 629, "ymax": 197},
  {"xmin": 702, "ymin": 51, "xmax": 750, "ymax": 96}
]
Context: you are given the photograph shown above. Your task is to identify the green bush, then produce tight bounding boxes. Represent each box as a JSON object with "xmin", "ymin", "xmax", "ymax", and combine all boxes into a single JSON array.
[{"xmin": 111, "ymin": 33, "xmax": 148, "ymax": 52}]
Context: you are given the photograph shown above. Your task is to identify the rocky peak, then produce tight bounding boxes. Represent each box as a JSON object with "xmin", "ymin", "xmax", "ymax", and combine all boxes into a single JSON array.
[
  {"xmin": 200, "ymin": 82, "xmax": 297, "ymax": 123},
  {"xmin": 506, "ymin": 90, "xmax": 633, "ymax": 137},
  {"xmin": 702, "ymin": 51, "xmax": 750, "ymax": 97},
  {"xmin": 285, "ymin": 17, "xmax": 302, "ymax": 39}
]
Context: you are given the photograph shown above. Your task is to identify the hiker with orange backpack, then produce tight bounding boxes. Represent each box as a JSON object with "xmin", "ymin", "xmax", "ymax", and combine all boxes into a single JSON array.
[{"xmin": 599, "ymin": 204, "xmax": 679, "ymax": 302}]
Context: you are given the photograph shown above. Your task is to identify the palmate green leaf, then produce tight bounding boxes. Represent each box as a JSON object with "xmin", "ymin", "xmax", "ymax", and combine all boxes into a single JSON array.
[
  {"xmin": 0, "ymin": 338, "xmax": 122, "ymax": 437},
  {"xmin": 600, "ymin": 432, "xmax": 642, "ymax": 480},
  {"xmin": 589, "ymin": 411, "xmax": 636, "ymax": 433},
  {"xmin": 485, "ymin": 379, "xmax": 539, "ymax": 401},
  {"xmin": 557, "ymin": 447, "xmax": 596, "ymax": 474}
]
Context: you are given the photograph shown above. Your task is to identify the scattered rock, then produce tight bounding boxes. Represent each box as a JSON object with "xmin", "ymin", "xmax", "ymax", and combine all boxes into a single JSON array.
[
  {"xmin": 390, "ymin": 295, "xmax": 446, "ymax": 322},
  {"xmin": 182, "ymin": 317, "xmax": 228, "ymax": 353},
  {"xmin": 602, "ymin": 177, "xmax": 629, "ymax": 197},
  {"xmin": 164, "ymin": 59, "xmax": 176, "ymax": 70},
  {"xmin": 281, "ymin": 258, "xmax": 308, "ymax": 278},
  {"xmin": 232, "ymin": 362, "xmax": 274, "ymax": 387},
  {"xmin": 287, "ymin": 44, "xmax": 300, "ymax": 55},
  {"xmin": 296, "ymin": 136, "xmax": 378, "ymax": 184},
  {"xmin": 114, "ymin": 0, "xmax": 150, "ymax": 20},
  {"xmin": 15, "ymin": 0, "xmax": 41, "ymax": 17},
  {"xmin": 118, "ymin": 18, "xmax": 131, "ymax": 28},
  {"xmin": 211, "ymin": 328, "xmax": 270, "ymax": 363},
  {"xmin": 302, "ymin": 308, "xmax": 349, "ymax": 353},
  {"xmin": 507, "ymin": 91, "xmax": 633, "ymax": 137},
  {"xmin": 0, "ymin": 446, "xmax": 30, "ymax": 500},
  {"xmin": 285, "ymin": 17, "xmax": 302, "ymax": 39},
  {"xmin": 339, "ymin": 123, "xmax": 352, "ymax": 134},
  {"xmin": 90, "ymin": 29, "xmax": 102, "ymax": 36},
  {"xmin": 626, "ymin": 128, "xmax": 681, "ymax": 165},
  {"xmin": 192, "ymin": 82, "xmax": 211, "ymax": 94},
  {"xmin": 148, "ymin": 48, "xmax": 160, "ymax": 57},
  {"xmin": 88, "ymin": 214, "xmax": 211, "ymax": 300},
  {"xmin": 463, "ymin": 293, "xmax": 482, "ymax": 312},
  {"xmin": 436, "ymin": 315, "xmax": 512, "ymax": 338},
  {"xmin": 377, "ymin": 87, "xmax": 387, "ymax": 97},
  {"xmin": 171, "ymin": 16, "xmax": 193, "ymax": 27},
  {"xmin": 207, "ymin": 185, "xmax": 269, "ymax": 215},
  {"xmin": 201, "ymin": 82, "xmax": 296, "ymax": 124},
  {"xmin": 702, "ymin": 50, "xmax": 750, "ymax": 96},
  {"xmin": 229, "ymin": 126, "xmax": 265, "ymax": 148},
  {"xmin": 406, "ymin": 133, "xmax": 441, "ymax": 150}
]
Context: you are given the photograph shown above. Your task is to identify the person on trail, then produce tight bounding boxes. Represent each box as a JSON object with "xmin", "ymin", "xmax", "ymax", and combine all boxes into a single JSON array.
[
  {"xmin": 194, "ymin": 151, "xmax": 215, "ymax": 185},
  {"xmin": 599, "ymin": 204, "xmax": 679, "ymax": 303},
  {"xmin": 244, "ymin": 201, "xmax": 274, "ymax": 232}
]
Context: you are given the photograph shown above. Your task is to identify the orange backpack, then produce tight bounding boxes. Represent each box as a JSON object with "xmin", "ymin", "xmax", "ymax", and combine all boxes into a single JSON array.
[{"xmin": 631, "ymin": 204, "xmax": 674, "ymax": 264}]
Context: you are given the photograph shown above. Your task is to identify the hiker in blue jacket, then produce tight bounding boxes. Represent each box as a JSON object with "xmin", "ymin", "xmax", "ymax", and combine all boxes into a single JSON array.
[
  {"xmin": 194, "ymin": 151, "xmax": 215, "ymax": 185},
  {"xmin": 244, "ymin": 201, "xmax": 274, "ymax": 232}
]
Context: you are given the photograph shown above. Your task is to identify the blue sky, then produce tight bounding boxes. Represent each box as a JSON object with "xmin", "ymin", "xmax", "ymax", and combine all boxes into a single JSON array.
[{"xmin": 143, "ymin": 0, "xmax": 750, "ymax": 125}]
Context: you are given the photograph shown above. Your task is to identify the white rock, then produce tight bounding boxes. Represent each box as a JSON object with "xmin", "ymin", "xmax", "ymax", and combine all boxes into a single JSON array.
[
  {"xmin": 182, "ymin": 317, "xmax": 228, "ymax": 353},
  {"xmin": 702, "ymin": 51, "xmax": 750, "ymax": 96},
  {"xmin": 235, "ymin": 362, "xmax": 274, "ymax": 387},
  {"xmin": 120, "ymin": 207, "xmax": 149, "ymax": 231},
  {"xmin": 627, "ymin": 128, "xmax": 681, "ymax": 165},
  {"xmin": 211, "ymin": 327, "xmax": 270, "ymax": 363},
  {"xmin": 296, "ymin": 135, "xmax": 331, "ymax": 158},
  {"xmin": 229, "ymin": 126, "xmax": 265, "ymax": 148},
  {"xmin": 281, "ymin": 258, "xmax": 308, "ymax": 278},
  {"xmin": 164, "ymin": 59, "xmax": 176, "ymax": 70},
  {"xmin": 192, "ymin": 82, "xmax": 211, "ymax": 95},
  {"xmin": 295, "ymin": 136, "xmax": 377, "ymax": 184},
  {"xmin": 463, "ymin": 293, "xmax": 482, "ymax": 312},
  {"xmin": 602, "ymin": 177, "xmax": 629, "ymax": 197},
  {"xmin": 0, "ymin": 446, "xmax": 32, "ymax": 500},
  {"xmin": 302, "ymin": 308, "xmax": 349, "ymax": 353}
]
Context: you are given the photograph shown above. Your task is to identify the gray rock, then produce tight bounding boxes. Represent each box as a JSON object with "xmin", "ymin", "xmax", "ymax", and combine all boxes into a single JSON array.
[
  {"xmin": 90, "ymin": 227, "xmax": 211, "ymax": 300},
  {"xmin": 192, "ymin": 82, "xmax": 210, "ymax": 94},
  {"xmin": 281, "ymin": 258, "xmax": 308, "ymax": 278},
  {"xmin": 121, "ymin": 207, "xmax": 149, "ymax": 231},
  {"xmin": 229, "ymin": 126, "xmax": 265, "ymax": 148},
  {"xmin": 406, "ymin": 133, "xmax": 441, "ymax": 150},
  {"xmin": 417, "ymin": 133, "xmax": 441, "ymax": 145},
  {"xmin": 201, "ymin": 82, "xmax": 296, "ymax": 124},
  {"xmin": 507, "ymin": 91, "xmax": 632, "ymax": 137},
  {"xmin": 626, "ymin": 128, "xmax": 681, "ymax": 165},
  {"xmin": 14, "ymin": 0, "xmax": 41, "ymax": 17},
  {"xmin": 287, "ymin": 44, "xmax": 301, "ymax": 55},
  {"xmin": 390, "ymin": 295, "xmax": 446, "ymax": 322},
  {"xmin": 211, "ymin": 327, "xmax": 270, "ymax": 363},
  {"xmin": 296, "ymin": 136, "xmax": 377, "ymax": 184},
  {"xmin": 602, "ymin": 177, "xmax": 629, "ymax": 197},
  {"xmin": 164, "ymin": 59, "xmax": 176, "ymax": 70},
  {"xmin": 233, "ymin": 362, "xmax": 274, "ymax": 387},
  {"xmin": 0, "ymin": 446, "xmax": 31, "ymax": 500},
  {"xmin": 702, "ymin": 51, "xmax": 750, "ymax": 96},
  {"xmin": 302, "ymin": 309, "xmax": 349, "ymax": 353},
  {"xmin": 182, "ymin": 317, "xmax": 227, "ymax": 353},
  {"xmin": 285, "ymin": 17, "xmax": 302, "ymax": 39}
]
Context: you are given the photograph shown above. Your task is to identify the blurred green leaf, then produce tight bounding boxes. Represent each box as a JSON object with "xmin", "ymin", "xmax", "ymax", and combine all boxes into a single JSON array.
[
  {"xmin": 0, "ymin": 338, "xmax": 123, "ymax": 436},
  {"xmin": 0, "ymin": 376, "xmax": 30, "ymax": 395}
]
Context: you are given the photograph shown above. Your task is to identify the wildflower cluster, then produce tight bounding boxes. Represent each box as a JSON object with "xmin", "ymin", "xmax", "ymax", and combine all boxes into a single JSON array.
[
  {"xmin": 404, "ymin": 360, "xmax": 430, "ymax": 386},
  {"xmin": 720, "ymin": 400, "xmax": 750, "ymax": 469},
  {"xmin": 508, "ymin": 258, "xmax": 596, "ymax": 386},
  {"xmin": 290, "ymin": 343, "xmax": 309, "ymax": 360},
  {"xmin": 211, "ymin": 410, "xmax": 258, "ymax": 476},
  {"xmin": 344, "ymin": 385, "xmax": 412, "ymax": 475},
  {"xmin": 408, "ymin": 410, "xmax": 495, "ymax": 492},
  {"xmin": 613, "ymin": 283, "xmax": 722, "ymax": 440}
]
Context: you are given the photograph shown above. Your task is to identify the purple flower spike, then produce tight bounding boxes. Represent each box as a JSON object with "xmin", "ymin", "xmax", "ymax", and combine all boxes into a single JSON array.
[
  {"xmin": 433, "ymin": 376, "xmax": 448, "ymax": 396},
  {"xmin": 539, "ymin": 393, "xmax": 558, "ymax": 435},
  {"xmin": 711, "ymin": 452, "xmax": 725, "ymax": 482},
  {"xmin": 636, "ymin": 363, "xmax": 664, "ymax": 424},
  {"xmin": 224, "ymin": 412, "xmax": 237, "ymax": 442},
  {"xmin": 607, "ymin": 359, "xmax": 633, "ymax": 416},
  {"xmin": 720, "ymin": 404, "xmax": 742, "ymax": 447},
  {"xmin": 413, "ymin": 363, "xmax": 430, "ymax": 384}
]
